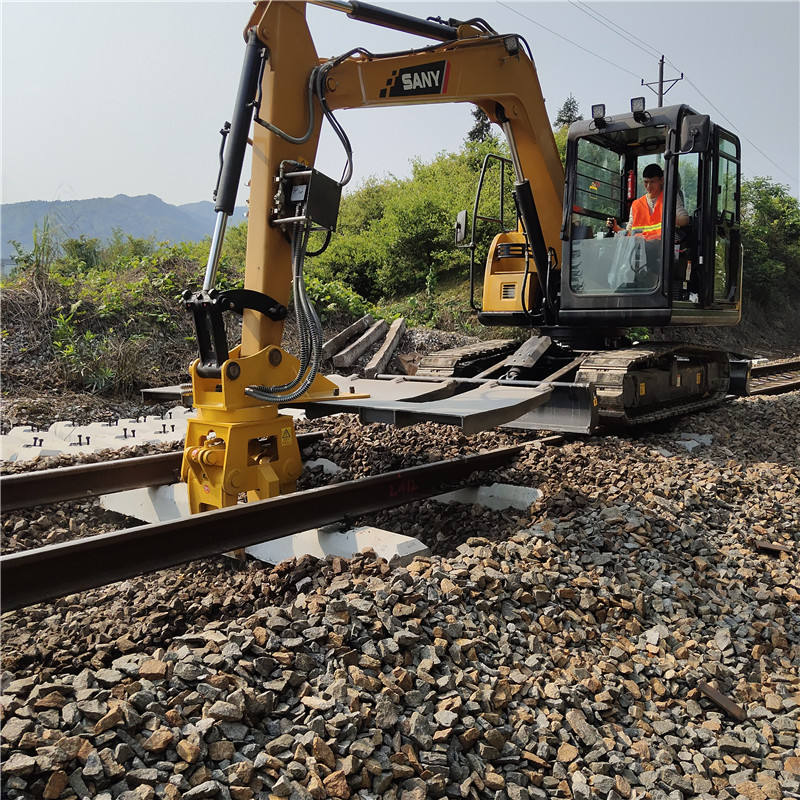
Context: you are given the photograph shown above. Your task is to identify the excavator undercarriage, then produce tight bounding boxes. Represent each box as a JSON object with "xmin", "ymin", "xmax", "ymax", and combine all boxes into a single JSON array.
[{"xmin": 411, "ymin": 335, "xmax": 731, "ymax": 431}]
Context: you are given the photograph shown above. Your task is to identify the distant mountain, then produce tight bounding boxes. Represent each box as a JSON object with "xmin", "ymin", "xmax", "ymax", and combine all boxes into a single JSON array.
[{"xmin": 0, "ymin": 194, "xmax": 247, "ymax": 261}]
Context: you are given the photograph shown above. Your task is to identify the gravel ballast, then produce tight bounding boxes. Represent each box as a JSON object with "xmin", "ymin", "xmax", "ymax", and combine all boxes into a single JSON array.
[{"xmin": 1, "ymin": 391, "xmax": 799, "ymax": 800}]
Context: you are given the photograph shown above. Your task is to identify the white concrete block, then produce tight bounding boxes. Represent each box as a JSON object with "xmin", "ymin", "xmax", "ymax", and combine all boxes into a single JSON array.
[
  {"xmin": 246, "ymin": 525, "xmax": 429, "ymax": 567},
  {"xmin": 433, "ymin": 482, "xmax": 542, "ymax": 511},
  {"xmin": 4, "ymin": 408, "xmax": 192, "ymax": 463},
  {"xmin": 63, "ymin": 426, "xmax": 96, "ymax": 445},
  {"xmin": 7, "ymin": 436, "xmax": 66, "ymax": 461},
  {"xmin": 278, "ymin": 407, "xmax": 307, "ymax": 421},
  {"xmin": 0, "ymin": 435, "xmax": 23, "ymax": 461},
  {"xmin": 7, "ymin": 425, "xmax": 40, "ymax": 443},
  {"xmin": 99, "ymin": 485, "xmax": 428, "ymax": 568},
  {"xmin": 76, "ymin": 434, "xmax": 124, "ymax": 453},
  {"xmin": 84, "ymin": 420, "xmax": 125, "ymax": 436},
  {"xmin": 61, "ymin": 440, "xmax": 105, "ymax": 456},
  {"xmin": 48, "ymin": 421, "xmax": 82, "ymax": 439},
  {"xmin": 99, "ymin": 482, "xmax": 189, "ymax": 522}
]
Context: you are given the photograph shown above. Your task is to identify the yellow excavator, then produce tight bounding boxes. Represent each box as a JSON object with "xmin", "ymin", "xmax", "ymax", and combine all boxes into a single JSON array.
[{"xmin": 180, "ymin": 0, "xmax": 742, "ymax": 513}]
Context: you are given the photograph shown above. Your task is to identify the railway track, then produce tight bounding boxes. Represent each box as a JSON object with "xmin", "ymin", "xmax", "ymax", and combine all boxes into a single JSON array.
[
  {"xmin": 748, "ymin": 356, "xmax": 800, "ymax": 396},
  {"xmin": 1, "ymin": 444, "xmax": 526, "ymax": 611},
  {"xmin": 3, "ymin": 389, "xmax": 797, "ymax": 800},
  {"xmin": 2, "ymin": 353, "xmax": 797, "ymax": 612},
  {"xmin": 0, "ymin": 431, "xmax": 323, "ymax": 512}
]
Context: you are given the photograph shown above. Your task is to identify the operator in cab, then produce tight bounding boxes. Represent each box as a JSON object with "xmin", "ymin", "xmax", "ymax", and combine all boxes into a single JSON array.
[{"xmin": 606, "ymin": 164, "xmax": 689, "ymax": 239}]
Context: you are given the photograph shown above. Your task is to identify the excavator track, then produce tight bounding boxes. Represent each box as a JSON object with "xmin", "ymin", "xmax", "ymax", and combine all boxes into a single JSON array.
[
  {"xmin": 416, "ymin": 339, "xmax": 519, "ymax": 379},
  {"xmin": 416, "ymin": 339, "xmax": 731, "ymax": 430},
  {"xmin": 577, "ymin": 343, "xmax": 730, "ymax": 425}
]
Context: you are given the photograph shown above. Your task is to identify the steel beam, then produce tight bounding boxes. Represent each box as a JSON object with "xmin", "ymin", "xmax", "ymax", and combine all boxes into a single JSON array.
[{"xmin": 1, "ymin": 445, "xmax": 523, "ymax": 611}]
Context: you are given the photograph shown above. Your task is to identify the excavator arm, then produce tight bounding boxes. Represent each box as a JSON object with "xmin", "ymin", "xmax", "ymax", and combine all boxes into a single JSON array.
[
  {"xmin": 181, "ymin": 0, "xmax": 565, "ymax": 513},
  {"xmin": 240, "ymin": 0, "xmax": 563, "ymax": 352}
]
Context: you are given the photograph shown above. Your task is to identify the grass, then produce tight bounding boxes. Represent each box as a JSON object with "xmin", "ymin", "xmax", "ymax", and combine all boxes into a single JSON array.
[{"xmin": 375, "ymin": 270, "xmax": 522, "ymax": 341}]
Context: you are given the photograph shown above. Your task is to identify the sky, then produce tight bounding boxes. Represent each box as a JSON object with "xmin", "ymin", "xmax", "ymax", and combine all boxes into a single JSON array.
[{"xmin": 2, "ymin": 0, "xmax": 798, "ymax": 212}]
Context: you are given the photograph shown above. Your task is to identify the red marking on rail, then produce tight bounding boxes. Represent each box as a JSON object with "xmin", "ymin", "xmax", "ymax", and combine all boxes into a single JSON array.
[{"xmin": 389, "ymin": 479, "xmax": 420, "ymax": 498}]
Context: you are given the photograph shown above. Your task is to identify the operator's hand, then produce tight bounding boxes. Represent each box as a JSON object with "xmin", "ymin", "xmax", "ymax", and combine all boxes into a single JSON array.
[{"xmin": 606, "ymin": 217, "xmax": 620, "ymax": 233}]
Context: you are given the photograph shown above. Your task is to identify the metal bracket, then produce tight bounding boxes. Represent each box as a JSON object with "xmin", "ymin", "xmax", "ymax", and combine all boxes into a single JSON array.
[{"xmin": 183, "ymin": 288, "xmax": 288, "ymax": 378}]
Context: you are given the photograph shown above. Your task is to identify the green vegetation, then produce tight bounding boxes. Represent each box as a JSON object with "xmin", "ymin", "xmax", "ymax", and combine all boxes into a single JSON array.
[
  {"xmin": 552, "ymin": 94, "xmax": 583, "ymax": 128},
  {"xmin": 2, "ymin": 216, "xmax": 381, "ymax": 395},
  {"xmin": 740, "ymin": 177, "xmax": 800, "ymax": 304},
  {"xmin": 552, "ymin": 94, "xmax": 583, "ymax": 165},
  {"xmin": 307, "ymin": 135, "xmax": 510, "ymax": 302}
]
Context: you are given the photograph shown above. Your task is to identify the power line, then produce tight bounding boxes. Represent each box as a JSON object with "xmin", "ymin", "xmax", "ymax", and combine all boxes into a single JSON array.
[
  {"xmin": 567, "ymin": 0, "xmax": 658, "ymax": 61},
  {"xmin": 496, "ymin": 1, "xmax": 641, "ymax": 80},
  {"xmin": 657, "ymin": 55, "xmax": 795, "ymax": 184},
  {"xmin": 565, "ymin": 2, "xmax": 795, "ymax": 186},
  {"xmin": 681, "ymin": 75, "xmax": 796, "ymax": 185}
]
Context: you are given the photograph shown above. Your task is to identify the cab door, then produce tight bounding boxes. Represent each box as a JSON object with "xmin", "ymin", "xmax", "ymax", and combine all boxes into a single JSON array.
[{"xmin": 707, "ymin": 128, "xmax": 742, "ymax": 307}]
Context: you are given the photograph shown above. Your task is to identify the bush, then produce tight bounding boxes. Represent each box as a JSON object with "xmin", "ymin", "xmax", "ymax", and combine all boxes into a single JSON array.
[
  {"xmin": 308, "ymin": 136, "xmax": 511, "ymax": 302},
  {"xmin": 304, "ymin": 276, "xmax": 371, "ymax": 321}
]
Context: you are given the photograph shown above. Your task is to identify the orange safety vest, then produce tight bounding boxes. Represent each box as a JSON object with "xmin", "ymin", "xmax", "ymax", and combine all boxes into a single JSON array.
[{"xmin": 629, "ymin": 193, "xmax": 663, "ymax": 240}]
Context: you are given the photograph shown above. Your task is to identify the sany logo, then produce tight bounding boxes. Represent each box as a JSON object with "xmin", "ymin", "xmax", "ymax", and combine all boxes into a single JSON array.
[
  {"xmin": 402, "ymin": 69, "xmax": 441, "ymax": 91},
  {"xmin": 381, "ymin": 60, "xmax": 450, "ymax": 98}
]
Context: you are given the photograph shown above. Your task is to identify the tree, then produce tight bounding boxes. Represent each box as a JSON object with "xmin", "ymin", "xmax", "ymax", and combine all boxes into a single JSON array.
[
  {"xmin": 467, "ymin": 107, "xmax": 492, "ymax": 142},
  {"xmin": 553, "ymin": 94, "xmax": 582, "ymax": 128},
  {"xmin": 740, "ymin": 176, "xmax": 800, "ymax": 304}
]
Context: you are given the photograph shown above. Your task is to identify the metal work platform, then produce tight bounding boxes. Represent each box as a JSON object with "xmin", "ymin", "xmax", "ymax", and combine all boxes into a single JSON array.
[
  {"xmin": 293, "ymin": 375, "xmax": 551, "ymax": 434},
  {"xmin": 139, "ymin": 374, "xmax": 598, "ymax": 435},
  {"xmin": 294, "ymin": 375, "xmax": 596, "ymax": 435}
]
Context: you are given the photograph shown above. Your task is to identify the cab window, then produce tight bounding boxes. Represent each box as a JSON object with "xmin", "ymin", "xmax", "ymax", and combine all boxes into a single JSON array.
[
  {"xmin": 677, "ymin": 153, "xmax": 699, "ymax": 217},
  {"xmin": 575, "ymin": 139, "xmax": 621, "ymax": 219},
  {"xmin": 569, "ymin": 138, "xmax": 660, "ymax": 295}
]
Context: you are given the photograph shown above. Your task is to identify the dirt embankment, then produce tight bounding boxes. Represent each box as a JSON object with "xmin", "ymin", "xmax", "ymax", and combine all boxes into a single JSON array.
[{"xmin": 651, "ymin": 301, "xmax": 800, "ymax": 358}]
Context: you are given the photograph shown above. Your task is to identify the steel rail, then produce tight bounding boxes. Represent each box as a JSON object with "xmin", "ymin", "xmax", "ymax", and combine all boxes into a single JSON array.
[
  {"xmin": 0, "ymin": 432, "xmax": 324, "ymax": 512},
  {"xmin": 749, "ymin": 372, "xmax": 800, "ymax": 396},
  {"xmin": 749, "ymin": 356, "xmax": 800, "ymax": 378},
  {"xmin": 1, "ymin": 444, "xmax": 524, "ymax": 611},
  {"xmin": 747, "ymin": 357, "xmax": 800, "ymax": 396}
]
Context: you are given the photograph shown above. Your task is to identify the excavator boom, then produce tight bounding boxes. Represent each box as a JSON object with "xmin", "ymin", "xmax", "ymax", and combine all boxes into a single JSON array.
[{"xmin": 180, "ymin": 0, "xmax": 566, "ymax": 512}]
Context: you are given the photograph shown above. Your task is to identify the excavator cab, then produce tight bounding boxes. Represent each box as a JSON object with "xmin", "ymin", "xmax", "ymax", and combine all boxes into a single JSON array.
[{"xmin": 559, "ymin": 103, "xmax": 742, "ymax": 328}]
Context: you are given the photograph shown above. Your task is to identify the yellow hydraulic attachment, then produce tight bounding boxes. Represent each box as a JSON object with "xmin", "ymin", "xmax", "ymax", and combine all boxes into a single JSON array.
[{"xmin": 181, "ymin": 345, "xmax": 343, "ymax": 513}]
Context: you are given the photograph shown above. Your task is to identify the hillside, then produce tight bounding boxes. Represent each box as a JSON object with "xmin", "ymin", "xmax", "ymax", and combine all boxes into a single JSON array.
[{"xmin": 1, "ymin": 194, "xmax": 247, "ymax": 261}]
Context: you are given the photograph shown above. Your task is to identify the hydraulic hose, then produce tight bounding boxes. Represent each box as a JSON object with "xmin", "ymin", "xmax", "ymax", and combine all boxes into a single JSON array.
[{"xmin": 246, "ymin": 222, "xmax": 324, "ymax": 403}]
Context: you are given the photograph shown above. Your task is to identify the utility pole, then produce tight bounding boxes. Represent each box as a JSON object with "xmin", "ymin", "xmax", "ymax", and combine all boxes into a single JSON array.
[{"xmin": 642, "ymin": 55, "xmax": 683, "ymax": 107}]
